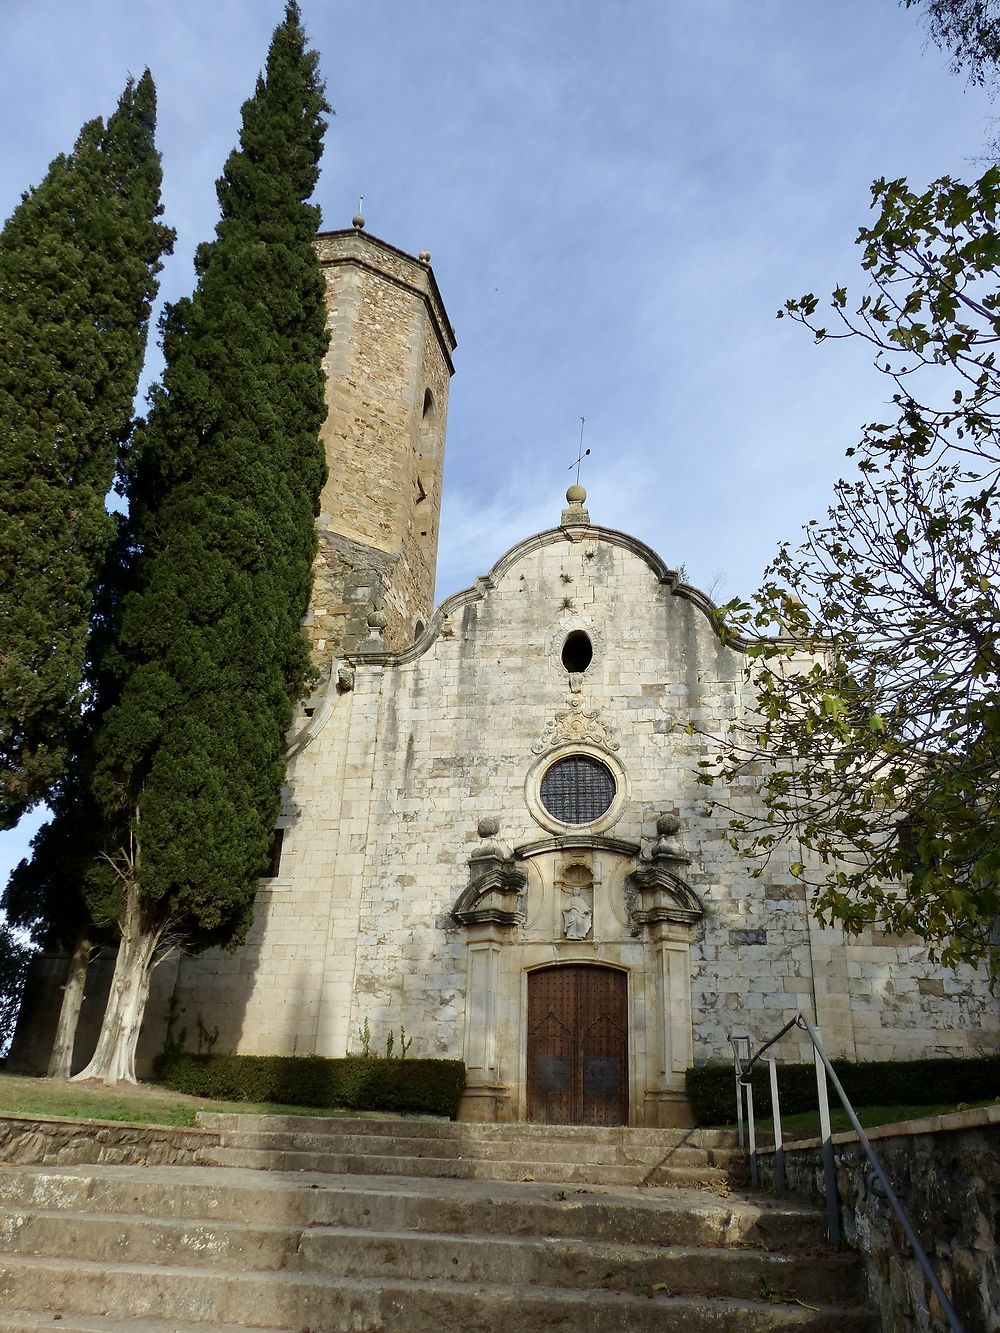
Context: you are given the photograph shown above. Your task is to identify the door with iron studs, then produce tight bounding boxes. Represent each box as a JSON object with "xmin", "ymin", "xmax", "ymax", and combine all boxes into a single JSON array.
[{"xmin": 526, "ymin": 965, "xmax": 628, "ymax": 1125}]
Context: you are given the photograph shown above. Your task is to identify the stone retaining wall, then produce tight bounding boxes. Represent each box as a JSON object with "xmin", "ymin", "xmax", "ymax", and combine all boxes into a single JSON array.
[
  {"xmin": 756, "ymin": 1106, "xmax": 1000, "ymax": 1332},
  {"xmin": 0, "ymin": 1113, "xmax": 222, "ymax": 1169}
]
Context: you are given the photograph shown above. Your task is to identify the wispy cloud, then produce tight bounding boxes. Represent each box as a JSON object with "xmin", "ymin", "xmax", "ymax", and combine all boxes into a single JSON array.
[{"xmin": 0, "ymin": 0, "xmax": 991, "ymax": 881}]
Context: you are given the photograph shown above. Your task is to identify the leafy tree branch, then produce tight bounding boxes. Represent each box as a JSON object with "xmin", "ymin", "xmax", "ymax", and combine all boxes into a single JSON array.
[{"xmin": 705, "ymin": 169, "xmax": 1000, "ymax": 980}]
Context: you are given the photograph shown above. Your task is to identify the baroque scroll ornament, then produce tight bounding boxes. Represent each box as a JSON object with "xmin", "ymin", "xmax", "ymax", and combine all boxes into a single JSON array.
[{"xmin": 532, "ymin": 697, "xmax": 620, "ymax": 755}]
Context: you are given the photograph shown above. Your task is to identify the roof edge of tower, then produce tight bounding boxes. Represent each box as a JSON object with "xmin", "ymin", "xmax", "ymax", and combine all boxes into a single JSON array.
[{"xmin": 314, "ymin": 227, "xmax": 457, "ymax": 366}]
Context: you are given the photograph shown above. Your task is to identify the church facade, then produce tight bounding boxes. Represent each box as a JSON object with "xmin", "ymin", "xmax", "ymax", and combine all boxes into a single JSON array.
[{"xmin": 15, "ymin": 223, "xmax": 998, "ymax": 1124}]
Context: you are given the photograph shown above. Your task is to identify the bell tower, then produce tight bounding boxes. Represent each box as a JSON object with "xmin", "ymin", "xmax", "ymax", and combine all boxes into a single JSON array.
[{"xmin": 305, "ymin": 217, "xmax": 456, "ymax": 677}]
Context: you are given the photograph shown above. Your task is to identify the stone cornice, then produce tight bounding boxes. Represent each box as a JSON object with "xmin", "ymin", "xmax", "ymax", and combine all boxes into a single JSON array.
[
  {"xmin": 452, "ymin": 863, "xmax": 528, "ymax": 927},
  {"xmin": 513, "ymin": 834, "xmax": 640, "ymax": 861},
  {"xmin": 626, "ymin": 860, "xmax": 705, "ymax": 928},
  {"xmin": 314, "ymin": 228, "xmax": 456, "ymax": 373}
]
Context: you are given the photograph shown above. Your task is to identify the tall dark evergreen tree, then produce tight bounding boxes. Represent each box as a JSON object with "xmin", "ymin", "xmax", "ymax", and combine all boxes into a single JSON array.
[
  {"xmin": 4, "ymin": 761, "xmax": 104, "ymax": 1074},
  {"xmin": 76, "ymin": 1, "xmax": 329, "ymax": 1083},
  {"xmin": 0, "ymin": 922, "xmax": 30, "ymax": 1056},
  {"xmin": 5, "ymin": 521, "xmax": 138, "ymax": 1075},
  {"xmin": 0, "ymin": 74, "xmax": 173, "ymax": 826}
]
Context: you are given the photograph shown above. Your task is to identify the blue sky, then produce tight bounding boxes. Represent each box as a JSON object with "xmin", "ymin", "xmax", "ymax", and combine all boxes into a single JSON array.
[{"xmin": 0, "ymin": 0, "xmax": 993, "ymax": 884}]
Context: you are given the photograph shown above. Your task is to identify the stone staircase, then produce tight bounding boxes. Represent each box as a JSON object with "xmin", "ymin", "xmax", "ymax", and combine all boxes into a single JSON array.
[
  {"xmin": 197, "ymin": 1112, "xmax": 743, "ymax": 1188},
  {"xmin": 0, "ymin": 1114, "xmax": 877, "ymax": 1331}
]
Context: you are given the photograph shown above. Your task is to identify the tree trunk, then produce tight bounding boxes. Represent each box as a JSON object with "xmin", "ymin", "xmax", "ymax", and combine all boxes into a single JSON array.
[
  {"xmin": 47, "ymin": 923, "xmax": 93, "ymax": 1078},
  {"xmin": 72, "ymin": 882, "xmax": 160, "ymax": 1084}
]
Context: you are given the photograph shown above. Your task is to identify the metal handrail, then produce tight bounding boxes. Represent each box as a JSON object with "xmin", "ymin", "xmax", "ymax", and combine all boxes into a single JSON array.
[{"xmin": 730, "ymin": 1012, "xmax": 966, "ymax": 1333}]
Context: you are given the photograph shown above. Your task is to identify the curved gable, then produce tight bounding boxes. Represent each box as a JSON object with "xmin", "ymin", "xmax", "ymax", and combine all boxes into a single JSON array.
[{"xmin": 353, "ymin": 524, "xmax": 742, "ymax": 668}]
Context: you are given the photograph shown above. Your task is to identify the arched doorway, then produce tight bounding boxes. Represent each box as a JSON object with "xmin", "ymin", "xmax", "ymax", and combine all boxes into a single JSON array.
[{"xmin": 526, "ymin": 964, "xmax": 628, "ymax": 1125}]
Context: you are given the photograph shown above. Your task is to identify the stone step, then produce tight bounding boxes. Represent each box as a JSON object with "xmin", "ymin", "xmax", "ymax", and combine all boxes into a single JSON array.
[
  {"xmin": 196, "ymin": 1110, "xmax": 739, "ymax": 1149},
  {"xmin": 0, "ymin": 1317, "xmax": 277, "ymax": 1332},
  {"xmin": 0, "ymin": 1164, "xmax": 833, "ymax": 1250},
  {"xmin": 0, "ymin": 1207, "xmax": 299, "ymax": 1273},
  {"xmin": 202, "ymin": 1142, "xmax": 732, "ymax": 1186},
  {"xmin": 210, "ymin": 1125, "xmax": 738, "ymax": 1168},
  {"xmin": 293, "ymin": 1226, "xmax": 864, "ymax": 1304},
  {"xmin": 0, "ymin": 1254, "xmax": 876, "ymax": 1331},
  {"xmin": 0, "ymin": 1206, "xmax": 863, "ymax": 1304}
]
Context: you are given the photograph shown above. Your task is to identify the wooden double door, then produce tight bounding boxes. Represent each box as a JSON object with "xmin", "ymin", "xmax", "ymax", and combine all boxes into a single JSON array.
[{"xmin": 526, "ymin": 965, "xmax": 628, "ymax": 1125}]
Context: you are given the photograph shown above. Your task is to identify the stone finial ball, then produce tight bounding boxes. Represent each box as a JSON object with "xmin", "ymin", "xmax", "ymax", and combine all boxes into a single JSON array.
[
  {"xmin": 352, "ymin": 212, "xmax": 366, "ymax": 230},
  {"xmin": 367, "ymin": 608, "xmax": 387, "ymax": 631},
  {"xmin": 418, "ymin": 250, "xmax": 431, "ymax": 263},
  {"xmin": 566, "ymin": 484, "xmax": 587, "ymax": 505},
  {"xmin": 656, "ymin": 812, "xmax": 681, "ymax": 836},
  {"xmin": 477, "ymin": 816, "xmax": 500, "ymax": 838}
]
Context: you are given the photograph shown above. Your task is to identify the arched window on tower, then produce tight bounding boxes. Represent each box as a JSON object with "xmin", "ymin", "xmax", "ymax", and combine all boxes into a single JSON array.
[{"xmin": 416, "ymin": 387, "xmax": 436, "ymax": 540}]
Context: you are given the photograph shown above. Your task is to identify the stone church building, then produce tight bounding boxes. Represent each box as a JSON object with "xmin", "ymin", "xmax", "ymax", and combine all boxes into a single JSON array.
[{"xmin": 14, "ymin": 222, "xmax": 999, "ymax": 1125}]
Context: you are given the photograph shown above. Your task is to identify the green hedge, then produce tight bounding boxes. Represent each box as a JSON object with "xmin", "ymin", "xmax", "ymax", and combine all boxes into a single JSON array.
[
  {"xmin": 153, "ymin": 1052, "xmax": 466, "ymax": 1119},
  {"xmin": 686, "ymin": 1054, "xmax": 1000, "ymax": 1126}
]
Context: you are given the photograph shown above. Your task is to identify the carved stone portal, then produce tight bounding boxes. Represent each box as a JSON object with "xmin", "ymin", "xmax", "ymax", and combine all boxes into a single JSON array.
[
  {"xmin": 626, "ymin": 815, "xmax": 704, "ymax": 933},
  {"xmin": 452, "ymin": 850, "xmax": 527, "ymax": 928}
]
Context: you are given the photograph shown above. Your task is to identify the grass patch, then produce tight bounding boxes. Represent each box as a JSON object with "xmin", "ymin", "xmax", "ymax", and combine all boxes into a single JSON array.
[
  {"xmin": 0, "ymin": 1072, "xmax": 370, "ymax": 1129},
  {"xmin": 750, "ymin": 1097, "xmax": 997, "ymax": 1141},
  {"xmin": 2, "ymin": 1072, "xmax": 994, "ymax": 1138}
]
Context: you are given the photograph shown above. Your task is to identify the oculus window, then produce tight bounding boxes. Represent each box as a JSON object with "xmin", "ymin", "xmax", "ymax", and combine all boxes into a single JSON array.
[
  {"xmin": 561, "ymin": 630, "xmax": 593, "ymax": 673},
  {"xmin": 540, "ymin": 755, "xmax": 616, "ymax": 825}
]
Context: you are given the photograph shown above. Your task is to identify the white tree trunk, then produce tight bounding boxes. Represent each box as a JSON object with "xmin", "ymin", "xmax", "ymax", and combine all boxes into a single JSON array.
[
  {"xmin": 47, "ymin": 924, "xmax": 93, "ymax": 1079},
  {"xmin": 72, "ymin": 882, "xmax": 160, "ymax": 1085}
]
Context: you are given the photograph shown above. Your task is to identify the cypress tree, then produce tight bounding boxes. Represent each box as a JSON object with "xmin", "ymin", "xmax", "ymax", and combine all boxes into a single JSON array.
[
  {"xmin": 4, "ymin": 762, "xmax": 104, "ymax": 1074},
  {"xmin": 0, "ymin": 922, "xmax": 30, "ymax": 1054},
  {"xmin": 5, "ymin": 521, "xmax": 139, "ymax": 1075},
  {"xmin": 75, "ymin": 1, "xmax": 329, "ymax": 1082},
  {"xmin": 0, "ymin": 74, "xmax": 173, "ymax": 826}
]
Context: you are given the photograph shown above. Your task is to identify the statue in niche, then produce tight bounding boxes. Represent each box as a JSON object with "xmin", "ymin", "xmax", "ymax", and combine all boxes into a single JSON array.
[
  {"xmin": 562, "ymin": 891, "xmax": 593, "ymax": 940},
  {"xmin": 560, "ymin": 862, "xmax": 594, "ymax": 940}
]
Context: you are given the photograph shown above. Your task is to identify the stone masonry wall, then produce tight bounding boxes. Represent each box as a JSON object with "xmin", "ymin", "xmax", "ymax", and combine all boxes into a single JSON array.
[
  {"xmin": 154, "ymin": 521, "xmax": 998, "ymax": 1090},
  {"xmin": 757, "ymin": 1108, "xmax": 1000, "ymax": 1333},
  {"xmin": 305, "ymin": 230, "xmax": 454, "ymax": 679},
  {"xmin": 842, "ymin": 932, "xmax": 999, "ymax": 1060},
  {"xmin": 0, "ymin": 1113, "xmax": 222, "ymax": 1170}
]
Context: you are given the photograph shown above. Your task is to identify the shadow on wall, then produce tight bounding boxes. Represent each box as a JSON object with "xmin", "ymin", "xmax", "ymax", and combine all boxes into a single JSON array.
[
  {"xmin": 6, "ymin": 952, "xmax": 123, "ymax": 1075},
  {"xmin": 5, "ymin": 884, "xmax": 292, "ymax": 1078},
  {"xmin": 151, "ymin": 886, "xmax": 306, "ymax": 1075}
]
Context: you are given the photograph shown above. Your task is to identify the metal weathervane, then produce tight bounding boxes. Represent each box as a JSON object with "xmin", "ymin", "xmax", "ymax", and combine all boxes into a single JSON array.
[{"xmin": 569, "ymin": 417, "xmax": 591, "ymax": 484}]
